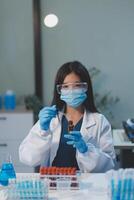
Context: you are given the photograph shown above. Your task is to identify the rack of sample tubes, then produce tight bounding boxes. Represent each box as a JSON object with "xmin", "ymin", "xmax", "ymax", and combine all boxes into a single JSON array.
[
  {"xmin": 106, "ymin": 168, "xmax": 134, "ymax": 200},
  {"xmin": 40, "ymin": 166, "xmax": 80, "ymax": 190},
  {"xmin": 0, "ymin": 174, "xmax": 48, "ymax": 200}
]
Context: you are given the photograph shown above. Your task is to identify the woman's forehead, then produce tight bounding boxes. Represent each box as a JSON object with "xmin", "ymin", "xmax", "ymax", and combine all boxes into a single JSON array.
[{"xmin": 63, "ymin": 72, "xmax": 81, "ymax": 83}]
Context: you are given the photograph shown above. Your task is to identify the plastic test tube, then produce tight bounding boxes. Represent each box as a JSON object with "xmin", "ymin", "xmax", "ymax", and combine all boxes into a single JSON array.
[{"xmin": 68, "ymin": 120, "xmax": 74, "ymax": 133}]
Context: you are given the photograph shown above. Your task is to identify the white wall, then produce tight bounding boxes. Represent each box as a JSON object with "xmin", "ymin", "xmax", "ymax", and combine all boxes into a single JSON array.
[
  {"xmin": 0, "ymin": 0, "xmax": 35, "ymax": 97},
  {"xmin": 41, "ymin": 0, "xmax": 134, "ymax": 127}
]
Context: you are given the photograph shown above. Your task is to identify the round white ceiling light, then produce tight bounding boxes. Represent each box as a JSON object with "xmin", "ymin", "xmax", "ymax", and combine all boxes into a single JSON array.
[{"xmin": 44, "ymin": 14, "xmax": 58, "ymax": 28}]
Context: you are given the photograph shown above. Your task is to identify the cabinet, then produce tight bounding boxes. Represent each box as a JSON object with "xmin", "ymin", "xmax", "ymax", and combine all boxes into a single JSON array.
[{"xmin": 0, "ymin": 107, "xmax": 34, "ymax": 172}]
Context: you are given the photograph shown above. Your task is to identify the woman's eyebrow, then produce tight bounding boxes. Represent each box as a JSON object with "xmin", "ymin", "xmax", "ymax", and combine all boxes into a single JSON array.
[{"xmin": 63, "ymin": 81, "xmax": 81, "ymax": 84}]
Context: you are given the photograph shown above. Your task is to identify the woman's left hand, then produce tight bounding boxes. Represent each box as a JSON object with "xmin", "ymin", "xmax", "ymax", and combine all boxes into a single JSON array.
[{"xmin": 64, "ymin": 131, "xmax": 88, "ymax": 153}]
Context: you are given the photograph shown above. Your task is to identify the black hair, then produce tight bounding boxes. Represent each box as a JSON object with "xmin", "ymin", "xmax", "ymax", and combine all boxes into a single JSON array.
[{"xmin": 51, "ymin": 61, "xmax": 98, "ymax": 112}]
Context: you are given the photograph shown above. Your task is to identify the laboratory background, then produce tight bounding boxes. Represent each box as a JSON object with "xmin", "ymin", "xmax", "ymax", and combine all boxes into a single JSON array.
[{"xmin": 0, "ymin": 0, "xmax": 134, "ymax": 199}]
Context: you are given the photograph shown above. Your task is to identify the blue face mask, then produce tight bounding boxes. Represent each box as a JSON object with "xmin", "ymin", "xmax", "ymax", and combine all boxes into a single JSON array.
[{"xmin": 60, "ymin": 88, "xmax": 87, "ymax": 108}]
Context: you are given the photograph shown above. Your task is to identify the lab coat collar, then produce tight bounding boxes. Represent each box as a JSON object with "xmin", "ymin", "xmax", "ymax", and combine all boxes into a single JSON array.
[
  {"xmin": 80, "ymin": 110, "xmax": 96, "ymax": 140},
  {"xmin": 82, "ymin": 109, "xmax": 96, "ymax": 129},
  {"xmin": 52, "ymin": 108, "xmax": 96, "ymax": 130},
  {"xmin": 56, "ymin": 108, "xmax": 97, "ymax": 129}
]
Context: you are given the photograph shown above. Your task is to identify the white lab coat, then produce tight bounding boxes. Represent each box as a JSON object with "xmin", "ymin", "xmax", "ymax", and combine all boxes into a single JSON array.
[{"xmin": 19, "ymin": 110, "xmax": 115, "ymax": 172}]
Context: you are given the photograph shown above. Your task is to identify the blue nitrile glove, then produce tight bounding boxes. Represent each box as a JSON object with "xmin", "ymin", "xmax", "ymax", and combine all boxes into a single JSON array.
[
  {"xmin": 64, "ymin": 131, "xmax": 88, "ymax": 153},
  {"xmin": 38, "ymin": 105, "xmax": 57, "ymax": 131}
]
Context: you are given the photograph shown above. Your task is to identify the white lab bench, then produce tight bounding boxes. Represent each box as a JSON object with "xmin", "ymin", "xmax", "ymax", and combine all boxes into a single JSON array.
[
  {"xmin": 49, "ymin": 173, "xmax": 109, "ymax": 200},
  {"xmin": 15, "ymin": 173, "xmax": 109, "ymax": 200},
  {"xmin": 113, "ymin": 129, "xmax": 134, "ymax": 149}
]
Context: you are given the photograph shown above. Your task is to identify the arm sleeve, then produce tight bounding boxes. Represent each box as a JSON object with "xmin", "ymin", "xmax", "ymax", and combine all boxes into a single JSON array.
[
  {"xmin": 76, "ymin": 115, "xmax": 116, "ymax": 173},
  {"xmin": 19, "ymin": 121, "xmax": 52, "ymax": 167}
]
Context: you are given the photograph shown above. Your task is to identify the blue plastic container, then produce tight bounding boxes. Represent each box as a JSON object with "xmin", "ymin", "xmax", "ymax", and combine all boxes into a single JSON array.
[
  {"xmin": 4, "ymin": 90, "xmax": 16, "ymax": 110},
  {"xmin": 0, "ymin": 95, "xmax": 2, "ymax": 109}
]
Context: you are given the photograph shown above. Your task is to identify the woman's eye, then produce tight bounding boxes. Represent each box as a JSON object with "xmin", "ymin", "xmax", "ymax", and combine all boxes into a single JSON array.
[
  {"xmin": 74, "ymin": 84, "xmax": 81, "ymax": 88},
  {"xmin": 62, "ymin": 85, "xmax": 69, "ymax": 89}
]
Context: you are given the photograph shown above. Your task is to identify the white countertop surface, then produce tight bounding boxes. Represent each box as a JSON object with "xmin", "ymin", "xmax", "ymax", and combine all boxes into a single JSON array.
[
  {"xmin": 13, "ymin": 173, "xmax": 109, "ymax": 200},
  {"xmin": 48, "ymin": 173, "xmax": 109, "ymax": 200},
  {"xmin": 113, "ymin": 129, "xmax": 134, "ymax": 149},
  {"xmin": 0, "ymin": 173, "xmax": 109, "ymax": 200}
]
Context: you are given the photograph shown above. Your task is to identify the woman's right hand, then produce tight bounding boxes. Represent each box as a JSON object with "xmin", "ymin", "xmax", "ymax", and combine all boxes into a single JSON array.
[{"xmin": 38, "ymin": 105, "xmax": 57, "ymax": 131}]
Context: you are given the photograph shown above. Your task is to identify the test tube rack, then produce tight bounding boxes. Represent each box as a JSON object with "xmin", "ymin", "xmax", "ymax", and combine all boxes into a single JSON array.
[
  {"xmin": 40, "ymin": 167, "xmax": 80, "ymax": 190},
  {"xmin": 0, "ymin": 175, "xmax": 48, "ymax": 200}
]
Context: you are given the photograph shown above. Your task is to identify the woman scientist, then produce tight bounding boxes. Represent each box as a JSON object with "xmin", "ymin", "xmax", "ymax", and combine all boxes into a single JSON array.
[{"xmin": 19, "ymin": 61, "xmax": 115, "ymax": 172}]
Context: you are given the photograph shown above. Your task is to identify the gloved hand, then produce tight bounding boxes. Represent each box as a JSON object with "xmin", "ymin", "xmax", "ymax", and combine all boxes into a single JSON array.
[
  {"xmin": 64, "ymin": 131, "xmax": 88, "ymax": 153},
  {"xmin": 38, "ymin": 105, "xmax": 57, "ymax": 131}
]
